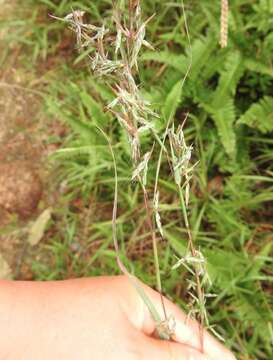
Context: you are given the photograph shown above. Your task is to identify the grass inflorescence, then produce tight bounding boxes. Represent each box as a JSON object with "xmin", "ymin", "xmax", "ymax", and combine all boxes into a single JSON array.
[{"xmin": 51, "ymin": 0, "xmax": 228, "ymax": 344}]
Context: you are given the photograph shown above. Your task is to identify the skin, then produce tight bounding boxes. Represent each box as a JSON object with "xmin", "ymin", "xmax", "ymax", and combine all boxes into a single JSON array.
[{"xmin": 0, "ymin": 275, "xmax": 236, "ymax": 360}]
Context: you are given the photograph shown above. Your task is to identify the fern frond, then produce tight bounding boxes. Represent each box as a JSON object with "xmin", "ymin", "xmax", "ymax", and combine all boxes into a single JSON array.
[
  {"xmin": 213, "ymin": 50, "xmax": 243, "ymax": 107},
  {"xmin": 199, "ymin": 51, "xmax": 243, "ymax": 156},
  {"xmin": 190, "ymin": 36, "xmax": 215, "ymax": 81},
  {"xmin": 142, "ymin": 51, "xmax": 187, "ymax": 73},
  {"xmin": 162, "ymin": 79, "xmax": 184, "ymax": 120},
  {"xmin": 142, "ymin": 35, "xmax": 215, "ymax": 82},
  {"xmin": 244, "ymin": 58, "xmax": 273, "ymax": 77},
  {"xmin": 238, "ymin": 96, "xmax": 273, "ymax": 133},
  {"xmin": 203, "ymin": 97, "xmax": 236, "ymax": 156}
]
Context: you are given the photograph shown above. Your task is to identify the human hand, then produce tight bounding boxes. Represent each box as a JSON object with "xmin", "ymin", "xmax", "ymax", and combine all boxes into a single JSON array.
[{"xmin": 0, "ymin": 275, "xmax": 236, "ymax": 359}]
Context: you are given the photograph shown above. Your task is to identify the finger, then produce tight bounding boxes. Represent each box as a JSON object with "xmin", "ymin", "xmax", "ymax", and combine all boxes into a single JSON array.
[
  {"xmin": 142, "ymin": 335, "xmax": 210, "ymax": 360},
  {"xmin": 128, "ymin": 278, "xmax": 236, "ymax": 360}
]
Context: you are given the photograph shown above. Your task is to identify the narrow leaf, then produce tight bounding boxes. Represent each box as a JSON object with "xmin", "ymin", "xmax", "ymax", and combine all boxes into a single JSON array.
[
  {"xmin": 80, "ymin": 91, "xmax": 109, "ymax": 126},
  {"xmin": 162, "ymin": 79, "xmax": 184, "ymax": 121}
]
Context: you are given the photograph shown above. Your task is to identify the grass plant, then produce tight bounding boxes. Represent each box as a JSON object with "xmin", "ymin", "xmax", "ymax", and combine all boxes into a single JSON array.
[
  {"xmin": 51, "ymin": 1, "xmax": 209, "ymax": 341},
  {"xmin": 1, "ymin": 0, "xmax": 272, "ymax": 358}
]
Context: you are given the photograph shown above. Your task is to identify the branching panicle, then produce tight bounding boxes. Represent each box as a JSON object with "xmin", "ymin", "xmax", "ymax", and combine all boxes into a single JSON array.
[{"xmin": 54, "ymin": 1, "xmax": 214, "ymax": 344}]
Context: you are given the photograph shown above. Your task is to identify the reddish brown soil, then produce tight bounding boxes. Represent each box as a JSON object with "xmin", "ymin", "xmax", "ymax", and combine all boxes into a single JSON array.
[{"xmin": 0, "ymin": 0, "xmax": 55, "ymax": 278}]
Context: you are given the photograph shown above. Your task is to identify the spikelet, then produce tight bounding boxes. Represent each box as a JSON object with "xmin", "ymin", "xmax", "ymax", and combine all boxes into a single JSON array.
[{"xmin": 220, "ymin": 0, "xmax": 229, "ymax": 48}]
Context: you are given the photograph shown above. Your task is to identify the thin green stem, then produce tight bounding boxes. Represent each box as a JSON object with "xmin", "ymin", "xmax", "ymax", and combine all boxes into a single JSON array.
[{"xmin": 177, "ymin": 184, "xmax": 205, "ymax": 350}]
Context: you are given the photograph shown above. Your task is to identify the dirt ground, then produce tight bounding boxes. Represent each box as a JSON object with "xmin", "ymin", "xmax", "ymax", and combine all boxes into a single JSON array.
[
  {"xmin": 0, "ymin": 2, "xmax": 58, "ymax": 279},
  {"xmin": 0, "ymin": 71, "xmax": 47, "ymax": 278},
  {"xmin": 0, "ymin": 0, "xmax": 97, "ymax": 280}
]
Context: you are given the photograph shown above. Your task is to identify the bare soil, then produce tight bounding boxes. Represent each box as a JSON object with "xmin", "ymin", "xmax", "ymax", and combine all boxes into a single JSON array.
[
  {"xmin": 0, "ymin": 0, "xmax": 85, "ymax": 280},
  {"xmin": 0, "ymin": 55, "xmax": 51, "ymax": 275},
  {"xmin": 0, "ymin": 1, "xmax": 55, "ymax": 278}
]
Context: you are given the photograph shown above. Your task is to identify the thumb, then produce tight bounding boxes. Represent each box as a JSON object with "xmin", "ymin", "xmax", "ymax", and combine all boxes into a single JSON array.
[{"xmin": 124, "ymin": 277, "xmax": 236, "ymax": 360}]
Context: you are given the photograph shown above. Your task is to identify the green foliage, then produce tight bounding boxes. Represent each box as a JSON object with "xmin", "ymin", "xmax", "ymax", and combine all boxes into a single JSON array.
[
  {"xmin": 238, "ymin": 96, "xmax": 273, "ymax": 134},
  {"xmin": 9, "ymin": 0, "xmax": 273, "ymax": 359},
  {"xmin": 162, "ymin": 79, "xmax": 184, "ymax": 121}
]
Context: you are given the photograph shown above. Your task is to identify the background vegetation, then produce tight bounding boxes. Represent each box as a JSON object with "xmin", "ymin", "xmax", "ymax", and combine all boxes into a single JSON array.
[{"xmin": 1, "ymin": 1, "xmax": 273, "ymax": 359}]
